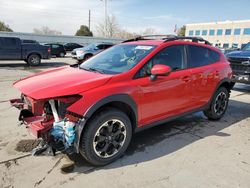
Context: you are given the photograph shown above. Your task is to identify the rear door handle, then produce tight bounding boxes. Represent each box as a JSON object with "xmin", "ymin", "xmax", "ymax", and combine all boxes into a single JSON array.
[
  {"xmin": 215, "ymin": 71, "xmax": 219, "ymax": 77},
  {"xmin": 181, "ymin": 76, "xmax": 191, "ymax": 82}
]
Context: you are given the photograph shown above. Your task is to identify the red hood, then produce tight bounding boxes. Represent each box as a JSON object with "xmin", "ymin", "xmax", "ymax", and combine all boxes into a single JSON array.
[{"xmin": 14, "ymin": 66, "xmax": 112, "ymax": 99}]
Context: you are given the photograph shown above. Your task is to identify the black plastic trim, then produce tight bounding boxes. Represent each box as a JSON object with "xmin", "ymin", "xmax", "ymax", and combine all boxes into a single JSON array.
[
  {"xmin": 134, "ymin": 105, "xmax": 207, "ymax": 133},
  {"xmin": 75, "ymin": 94, "xmax": 138, "ymax": 153},
  {"xmin": 84, "ymin": 94, "xmax": 137, "ymax": 120}
]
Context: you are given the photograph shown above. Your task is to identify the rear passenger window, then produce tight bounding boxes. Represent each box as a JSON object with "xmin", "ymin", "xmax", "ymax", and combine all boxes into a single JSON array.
[
  {"xmin": 188, "ymin": 45, "xmax": 220, "ymax": 68},
  {"xmin": 96, "ymin": 45, "xmax": 104, "ymax": 49},
  {"xmin": 52, "ymin": 44, "xmax": 60, "ymax": 48},
  {"xmin": 2, "ymin": 38, "xmax": 17, "ymax": 49}
]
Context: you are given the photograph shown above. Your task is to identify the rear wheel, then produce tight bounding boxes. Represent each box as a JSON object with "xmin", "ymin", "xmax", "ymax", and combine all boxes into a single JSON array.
[
  {"xmin": 27, "ymin": 54, "xmax": 41, "ymax": 66},
  {"xmin": 59, "ymin": 52, "xmax": 65, "ymax": 57},
  {"xmin": 80, "ymin": 108, "xmax": 132, "ymax": 166},
  {"xmin": 203, "ymin": 87, "xmax": 229, "ymax": 120}
]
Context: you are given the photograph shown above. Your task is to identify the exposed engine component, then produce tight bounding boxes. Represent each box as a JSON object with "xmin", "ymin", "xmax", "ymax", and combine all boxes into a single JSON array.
[
  {"xmin": 49, "ymin": 100, "xmax": 76, "ymax": 150},
  {"xmin": 10, "ymin": 95, "xmax": 81, "ymax": 156}
]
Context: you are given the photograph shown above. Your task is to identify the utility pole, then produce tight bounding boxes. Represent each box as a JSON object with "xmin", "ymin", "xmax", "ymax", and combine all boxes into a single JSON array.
[
  {"xmin": 88, "ymin": 9, "xmax": 91, "ymax": 30},
  {"xmin": 101, "ymin": 0, "xmax": 108, "ymax": 37}
]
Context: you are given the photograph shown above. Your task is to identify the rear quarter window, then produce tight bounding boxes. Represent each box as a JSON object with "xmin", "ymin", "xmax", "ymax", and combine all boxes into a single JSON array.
[
  {"xmin": 2, "ymin": 38, "xmax": 18, "ymax": 49},
  {"xmin": 52, "ymin": 44, "xmax": 60, "ymax": 48},
  {"xmin": 187, "ymin": 45, "xmax": 220, "ymax": 68}
]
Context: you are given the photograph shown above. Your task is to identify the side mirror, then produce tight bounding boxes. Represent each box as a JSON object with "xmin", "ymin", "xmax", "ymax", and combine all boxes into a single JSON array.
[{"xmin": 150, "ymin": 64, "xmax": 171, "ymax": 81}]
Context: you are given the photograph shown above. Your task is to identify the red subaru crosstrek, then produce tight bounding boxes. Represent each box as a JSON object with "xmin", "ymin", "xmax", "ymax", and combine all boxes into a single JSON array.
[{"xmin": 11, "ymin": 36, "xmax": 233, "ymax": 166}]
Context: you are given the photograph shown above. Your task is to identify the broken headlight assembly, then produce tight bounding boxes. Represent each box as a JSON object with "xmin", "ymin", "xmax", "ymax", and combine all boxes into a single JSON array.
[{"xmin": 11, "ymin": 94, "xmax": 83, "ymax": 155}]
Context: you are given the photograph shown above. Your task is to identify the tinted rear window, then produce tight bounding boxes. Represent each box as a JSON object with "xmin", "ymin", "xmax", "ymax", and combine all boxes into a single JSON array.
[
  {"xmin": 188, "ymin": 45, "xmax": 220, "ymax": 68},
  {"xmin": 2, "ymin": 38, "xmax": 18, "ymax": 48}
]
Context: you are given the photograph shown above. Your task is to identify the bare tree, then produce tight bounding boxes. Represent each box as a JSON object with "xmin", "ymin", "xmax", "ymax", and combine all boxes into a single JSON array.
[
  {"xmin": 116, "ymin": 29, "xmax": 138, "ymax": 39},
  {"xmin": 96, "ymin": 15, "xmax": 119, "ymax": 38},
  {"xmin": 33, "ymin": 26, "xmax": 62, "ymax": 35},
  {"xmin": 141, "ymin": 28, "xmax": 157, "ymax": 35},
  {"xmin": 95, "ymin": 15, "xmax": 158, "ymax": 39}
]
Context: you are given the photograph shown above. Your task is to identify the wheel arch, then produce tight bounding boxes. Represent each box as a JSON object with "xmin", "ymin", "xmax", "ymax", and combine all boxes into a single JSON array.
[
  {"xmin": 205, "ymin": 78, "xmax": 233, "ymax": 110},
  {"xmin": 216, "ymin": 78, "xmax": 234, "ymax": 93},
  {"xmin": 27, "ymin": 52, "xmax": 42, "ymax": 60},
  {"xmin": 84, "ymin": 94, "xmax": 138, "ymax": 130},
  {"xmin": 75, "ymin": 94, "xmax": 138, "ymax": 153}
]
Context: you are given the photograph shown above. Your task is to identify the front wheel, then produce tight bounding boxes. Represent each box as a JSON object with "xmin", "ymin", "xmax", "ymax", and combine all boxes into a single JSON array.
[
  {"xmin": 80, "ymin": 108, "xmax": 132, "ymax": 166},
  {"xmin": 203, "ymin": 87, "xmax": 229, "ymax": 120},
  {"xmin": 84, "ymin": 54, "xmax": 92, "ymax": 60}
]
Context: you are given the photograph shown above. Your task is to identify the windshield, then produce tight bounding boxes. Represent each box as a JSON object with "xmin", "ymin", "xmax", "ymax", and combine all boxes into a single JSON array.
[
  {"xmin": 242, "ymin": 43, "xmax": 250, "ymax": 51},
  {"xmin": 80, "ymin": 44, "xmax": 156, "ymax": 74},
  {"xmin": 80, "ymin": 43, "xmax": 96, "ymax": 51}
]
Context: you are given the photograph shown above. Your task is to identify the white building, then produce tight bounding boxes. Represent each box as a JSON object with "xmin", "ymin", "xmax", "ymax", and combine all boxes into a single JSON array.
[{"xmin": 185, "ymin": 20, "xmax": 250, "ymax": 49}]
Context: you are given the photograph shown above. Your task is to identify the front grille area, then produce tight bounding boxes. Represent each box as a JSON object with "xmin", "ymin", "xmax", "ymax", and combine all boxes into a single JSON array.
[
  {"xmin": 228, "ymin": 57, "xmax": 249, "ymax": 62},
  {"xmin": 230, "ymin": 63, "xmax": 250, "ymax": 74},
  {"xmin": 71, "ymin": 51, "xmax": 76, "ymax": 55}
]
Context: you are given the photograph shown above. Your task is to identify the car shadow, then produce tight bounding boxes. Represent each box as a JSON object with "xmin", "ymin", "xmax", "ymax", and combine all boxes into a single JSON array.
[{"xmin": 62, "ymin": 98, "xmax": 250, "ymax": 174}]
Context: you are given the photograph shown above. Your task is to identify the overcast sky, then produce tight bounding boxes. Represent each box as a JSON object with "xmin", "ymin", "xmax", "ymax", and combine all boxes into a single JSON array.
[{"xmin": 0, "ymin": 0, "xmax": 250, "ymax": 35}]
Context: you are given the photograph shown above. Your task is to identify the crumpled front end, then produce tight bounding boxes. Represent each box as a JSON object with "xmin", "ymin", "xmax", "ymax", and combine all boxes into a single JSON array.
[{"xmin": 10, "ymin": 94, "xmax": 84, "ymax": 154}]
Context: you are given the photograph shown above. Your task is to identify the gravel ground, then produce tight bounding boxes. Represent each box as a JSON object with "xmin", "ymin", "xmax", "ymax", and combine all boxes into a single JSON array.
[{"xmin": 0, "ymin": 57, "xmax": 249, "ymax": 188}]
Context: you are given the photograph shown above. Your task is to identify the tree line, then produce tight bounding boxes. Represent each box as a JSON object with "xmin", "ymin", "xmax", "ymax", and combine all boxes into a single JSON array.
[{"xmin": 0, "ymin": 17, "xmax": 186, "ymax": 38}]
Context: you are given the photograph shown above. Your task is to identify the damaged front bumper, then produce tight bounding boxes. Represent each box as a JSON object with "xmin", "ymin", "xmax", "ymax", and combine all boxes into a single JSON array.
[
  {"xmin": 10, "ymin": 98, "xmax": 53, "ymax": 138},
  {"xmin": 10, "ymin": 96, "xmax": 85, "ymax": 155}
]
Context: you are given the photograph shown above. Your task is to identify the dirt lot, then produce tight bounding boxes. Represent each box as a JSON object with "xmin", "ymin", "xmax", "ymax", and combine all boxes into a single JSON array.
[{"xmin": 0, "ymin": 57, "xmax": 250, "ymax": 188}]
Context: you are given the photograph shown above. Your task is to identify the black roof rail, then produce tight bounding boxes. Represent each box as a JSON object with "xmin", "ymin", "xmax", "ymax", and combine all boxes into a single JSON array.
[
  {"xmin": 164, "ymin": 36, "xmax": 211, "ymax": 45},
  {"xmin": 122, "ymin": 35, "xmax": 211, "ymax": 45},
  {"xmin": 122, "ymin": 35, "xmax": 177, "ymax": 43}
]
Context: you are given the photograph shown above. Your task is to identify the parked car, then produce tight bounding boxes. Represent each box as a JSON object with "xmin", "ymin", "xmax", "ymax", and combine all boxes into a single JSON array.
[
  {"xmin": 71, "ymin": 42, "xmax": 113, "ymax": 62},
  {"xmin": 0, "ymin": 37, "xmax": 50, "ymax": 66},
  {"xmin": 44, "ymin": 43, "xmax": 66, "ymax": 57},
  {"xmin": 11, "ymin": 35, "xmax": 233, "ymax": 166},
  {"xmin": 64, "ymin": 43, "xmax": 83, "ymax": 51},
  {"xmin": 226, "ymin": 42, "xmax": 250, "ymax": 84}
]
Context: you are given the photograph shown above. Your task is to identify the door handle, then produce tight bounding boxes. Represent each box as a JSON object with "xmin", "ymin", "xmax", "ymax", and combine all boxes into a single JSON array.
[
  {"xmin": 215, "ymin": 71, "xmax": 219, "ymax": 77},
  {"xmin": 181, "ymin": 76, "xmax": 191, "ymax": 82}
]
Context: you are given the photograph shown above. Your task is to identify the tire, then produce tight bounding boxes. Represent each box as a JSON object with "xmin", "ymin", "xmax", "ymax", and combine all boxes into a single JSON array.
[
  {"xmin": 80, "ymin": 108, "xmax": 132, "ymax": 166},
  {"xmin": 203, "ymin": 87, "xmax": 229, "ymax": 120},
  {"xmin": 59, "ymin": 52, "xmax": 65, "ymax": 57},
  {"xmin": 84, "ymin": 54, "xmax": 92, "ymax": 60},
  {"xmin": 27, "ymin": 54, "xmax": 41, "ymax": 66}
]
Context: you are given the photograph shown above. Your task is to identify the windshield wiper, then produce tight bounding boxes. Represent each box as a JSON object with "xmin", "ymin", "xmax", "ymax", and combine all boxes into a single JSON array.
[{"xmin": 80, "ymin": 67, "xmax": 104, "ymax": 74}]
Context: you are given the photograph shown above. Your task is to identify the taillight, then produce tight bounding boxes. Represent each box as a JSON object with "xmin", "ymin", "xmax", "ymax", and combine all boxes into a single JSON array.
[{"xmin": 48, "ymin": 47, "xmax": 51, "ymax": 53}]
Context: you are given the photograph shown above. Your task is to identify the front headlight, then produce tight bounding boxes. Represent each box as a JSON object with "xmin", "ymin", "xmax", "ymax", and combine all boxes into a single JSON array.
[{"xmin": 76, "ymin": 50, "xmax": 85, "ymax": 55}]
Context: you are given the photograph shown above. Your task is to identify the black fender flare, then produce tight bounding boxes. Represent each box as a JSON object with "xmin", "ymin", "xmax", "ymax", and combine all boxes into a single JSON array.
[
  {"xmin": 74, "ymin": 94, "xmax": 138, "ymax": 153},
  {"xmin": 26, "ymin": 52, "xmax": 42, "ymax": 60},
  {"xmin": 214, "ymin": 78, "xmax": 234, "ymax": 93},
  {"xmin": 205, "ymin": 77, "xmax": 233, "ymax": 110}
]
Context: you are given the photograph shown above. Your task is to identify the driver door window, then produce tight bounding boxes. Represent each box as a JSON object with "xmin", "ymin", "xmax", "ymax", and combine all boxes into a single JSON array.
[{"xmin": 136, "ymin": 45, "xmax": 186, "ymax": 78}]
